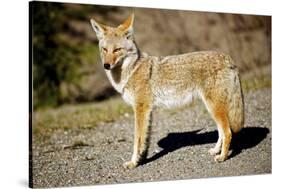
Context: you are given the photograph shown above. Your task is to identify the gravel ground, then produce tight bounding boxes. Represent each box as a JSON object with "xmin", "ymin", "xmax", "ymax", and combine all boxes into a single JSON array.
[{"xmin": 32, "ymin": 88, "xmax": 271, "ymax": 188}]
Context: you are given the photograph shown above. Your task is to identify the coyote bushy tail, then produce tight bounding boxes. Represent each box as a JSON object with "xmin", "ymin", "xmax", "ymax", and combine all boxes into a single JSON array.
[{"xmin": 228, "ymin": 70, "xmax": 244, "ymax": 133}]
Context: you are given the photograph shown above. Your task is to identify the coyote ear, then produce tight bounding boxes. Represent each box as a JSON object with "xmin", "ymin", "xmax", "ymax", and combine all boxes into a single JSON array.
[
  {"xmin": 90, "ymin": 19, "xmax": 107, "ymax": 40},
  {"xmin": 118, "ymin": 13, "xmax": 134, "ymax": 39}
]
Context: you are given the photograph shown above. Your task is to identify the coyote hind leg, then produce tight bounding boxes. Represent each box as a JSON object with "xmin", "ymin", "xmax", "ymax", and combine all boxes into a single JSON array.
[{"xmin": 204, "ymin": 97, "xmax": 232, "ymax": 162}]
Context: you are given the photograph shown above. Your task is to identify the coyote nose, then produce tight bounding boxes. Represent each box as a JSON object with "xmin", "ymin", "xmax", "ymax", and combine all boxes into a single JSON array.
[{"xmin": 104, "ymin": 64, "xmax": 110, "ymax": 70}]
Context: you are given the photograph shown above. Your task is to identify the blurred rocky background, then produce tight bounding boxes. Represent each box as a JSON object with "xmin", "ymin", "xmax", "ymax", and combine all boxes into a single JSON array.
[{"xmin": 32, "ymin": 2, "xmax": 271, "ymax": 109}]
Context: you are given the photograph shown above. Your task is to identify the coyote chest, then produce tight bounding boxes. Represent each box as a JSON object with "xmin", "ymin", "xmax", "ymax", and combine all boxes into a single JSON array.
[{"xmin": 122, "ymin": 88, "xmax": 135, "ymax": 106}]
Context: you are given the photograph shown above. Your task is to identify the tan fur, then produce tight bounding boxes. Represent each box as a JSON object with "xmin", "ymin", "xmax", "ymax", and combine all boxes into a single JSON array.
[{"xmin": 90, "ymin": 14, "xmax": 244, "ymax": 168}]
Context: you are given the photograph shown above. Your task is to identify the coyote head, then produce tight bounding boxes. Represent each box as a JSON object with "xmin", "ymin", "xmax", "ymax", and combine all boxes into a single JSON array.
[{"xmin": 90, "ymin": 14, "xmax": 138, "ymax": 70}]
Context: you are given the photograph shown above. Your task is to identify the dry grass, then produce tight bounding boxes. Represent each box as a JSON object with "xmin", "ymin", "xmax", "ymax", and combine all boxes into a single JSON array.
[
  {"xmin": 241, "ymin": 65, "xmax": 271, "ymax": 92},
  {"xmin": 32, "ymin": 97, "xmax": 132, "ymax": 141}
]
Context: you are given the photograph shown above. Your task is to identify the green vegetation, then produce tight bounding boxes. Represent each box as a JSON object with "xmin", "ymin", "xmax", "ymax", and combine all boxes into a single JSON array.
[{"xmin": 32, "ymin": 2, "xmax": 115, "ymax": 109}]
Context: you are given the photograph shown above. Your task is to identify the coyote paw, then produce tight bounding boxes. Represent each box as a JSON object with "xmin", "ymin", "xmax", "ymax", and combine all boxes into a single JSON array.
[
  {"xmin": 123, "ymin": 161, "xmax": 137, "ymax": 169},
  {"xmin": 214, "ymin": 154, "xmax": 227, "ymax": 163},
  {"xmin": 208, "ymin": 148, "xmax": 220, "ymax": 156}
]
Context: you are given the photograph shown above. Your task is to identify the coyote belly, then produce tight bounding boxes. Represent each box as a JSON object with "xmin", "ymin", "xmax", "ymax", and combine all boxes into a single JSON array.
[
  {"xmin": 90, "ymin": 14, "xmax": 244, "ymax": 169},
  {"xmin": 153, "ymin": 88, "xmax": 196, "ymax": 108}
]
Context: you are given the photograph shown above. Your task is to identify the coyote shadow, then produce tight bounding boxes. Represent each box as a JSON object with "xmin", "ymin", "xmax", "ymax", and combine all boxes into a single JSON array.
[{"xmin": 142, "ymin": 127, "xmax": 269, "ymax": 165}]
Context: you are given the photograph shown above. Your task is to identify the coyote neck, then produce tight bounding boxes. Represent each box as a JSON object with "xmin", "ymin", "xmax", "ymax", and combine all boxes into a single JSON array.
[{"xmin": 105, "ymin": 53, "xmax": 140, "ymax": 93}]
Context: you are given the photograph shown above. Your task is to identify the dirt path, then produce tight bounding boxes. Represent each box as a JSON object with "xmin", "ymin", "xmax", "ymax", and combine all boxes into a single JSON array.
[{"xmin": 32, "ymin": 88, "xmax": 271, "ymax": 188}]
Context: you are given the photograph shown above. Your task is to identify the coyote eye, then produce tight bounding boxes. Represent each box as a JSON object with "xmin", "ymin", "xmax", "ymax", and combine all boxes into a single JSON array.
[
  {"xmin": 113, "ymin": 48, "xmax": 123, "ymax": 53},
  {"xmin": 102, "ymin": 47, "xmax": 108, "ymax": 52}
]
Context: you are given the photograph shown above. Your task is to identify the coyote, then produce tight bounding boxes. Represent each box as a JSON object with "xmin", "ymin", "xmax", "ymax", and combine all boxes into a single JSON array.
[{"xmin": 90, "ymin": 14, "xmax": 244, "ymax": 169}]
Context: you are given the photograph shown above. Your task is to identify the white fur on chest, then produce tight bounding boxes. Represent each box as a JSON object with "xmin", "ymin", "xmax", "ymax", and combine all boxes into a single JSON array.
[
  {"xmin": 154, "ymin": 88, "xmax": 197, "ymax": 108},
  {"xmin": 105, "ymin": 71, "xmax": 124, "ymax": 93},
  {"xmin": 122, "ymin": 89, "xmax": 135, "ymax": 106},
  {"xmin": 105, "ymin": 72, "xmax": 135, "ymax": 105}
]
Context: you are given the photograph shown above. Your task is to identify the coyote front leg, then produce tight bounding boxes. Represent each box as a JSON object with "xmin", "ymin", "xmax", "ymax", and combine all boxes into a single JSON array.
[{"xmin": 123, "ymin": 102, "xmax": 152, "ymax": 169}]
